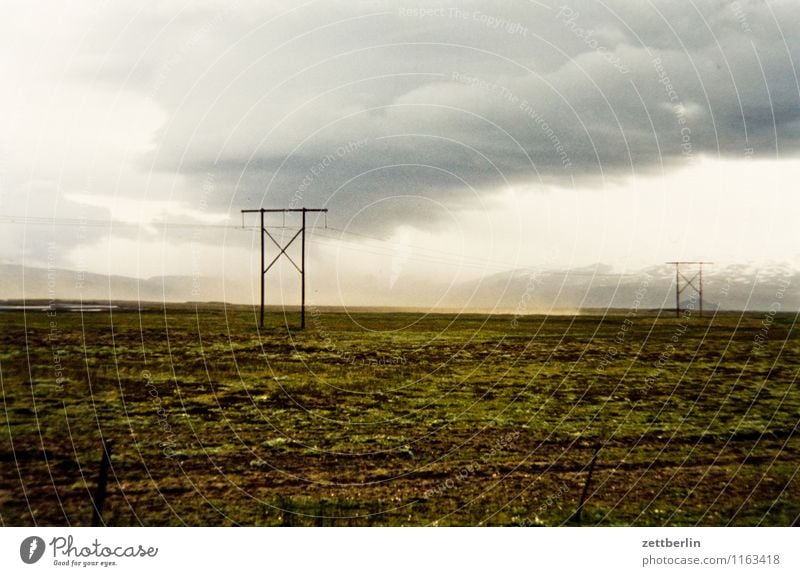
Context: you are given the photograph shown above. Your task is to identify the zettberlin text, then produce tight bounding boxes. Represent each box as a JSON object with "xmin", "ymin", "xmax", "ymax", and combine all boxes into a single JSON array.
[{"xmin": 642, "ymin": 538, "xmax": 701, "ymax": 548}]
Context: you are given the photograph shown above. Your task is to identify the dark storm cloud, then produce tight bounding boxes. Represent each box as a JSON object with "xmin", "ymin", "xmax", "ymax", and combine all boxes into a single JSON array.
[{"xmin": 77, "ymin": 0, "xmax": 800, "ymax": 230}]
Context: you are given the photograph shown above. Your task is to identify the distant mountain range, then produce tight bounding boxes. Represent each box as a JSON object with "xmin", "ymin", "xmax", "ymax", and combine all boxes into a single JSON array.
[
  {"xmin": 1, "ymin": 262, "xmax": 796, "ymax": 312},
  {"xmin": 445, "ymin": 263, "xmax": 797, "ymax": 313},
  {"xmin": 0, "ymin": 264, "xmax": 252, "ymax": 305}
]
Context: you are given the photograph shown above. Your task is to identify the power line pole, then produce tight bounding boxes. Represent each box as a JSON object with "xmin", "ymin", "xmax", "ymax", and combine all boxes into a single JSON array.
[
  {"xmin": 242, "ymin": 208, "xmax": 328, "ymax": 329},
  {"xmin": 666, "ymin": 261, "xmax": 713, "ymax": 318},
  {"xmin": 301, "ymin": 208, "xmax": 306, "ymax": 329}
]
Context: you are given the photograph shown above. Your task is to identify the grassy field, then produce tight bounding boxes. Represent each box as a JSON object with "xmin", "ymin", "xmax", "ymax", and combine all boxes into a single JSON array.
[{"xmin": 1, "ymin": 304, "xmax": 798, "ymax": 526}]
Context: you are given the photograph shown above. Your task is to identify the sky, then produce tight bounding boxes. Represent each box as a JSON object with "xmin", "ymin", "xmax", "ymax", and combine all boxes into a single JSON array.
[{"xmin": 1, "ymin": 0, "xmax": 799, "ymax": 306}]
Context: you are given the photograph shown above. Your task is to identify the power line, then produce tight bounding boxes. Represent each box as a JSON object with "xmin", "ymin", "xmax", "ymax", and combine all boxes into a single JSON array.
[
  {"xmin": 241, "ymin": 208, "xmax": 328, "ymax": 329},
  {"xmin": 311, "ymin": 228, "xmax": 518, "ymax": 272},
  {"xmin": 666, "ymin": 261, "xmax": 713, "ymax": 317},
  {"xmin": 0, "ymin": 214, "xmax": 250, "ymax": 230},
  {"xmin": 0, "ymin": 213, "xmax": 524, "ymax": 271},
  {"xmin": 2, "ymin": 213, "xmax": 648, "ymax": 279}
]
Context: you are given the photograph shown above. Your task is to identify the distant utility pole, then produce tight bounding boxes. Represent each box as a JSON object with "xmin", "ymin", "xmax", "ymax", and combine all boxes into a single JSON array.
[
  {"xmin": 666, "ymin": 261, "xmax": 713, "ymax": 318},
  {"xmin": 241, "ymin": 208, "xmax": 328, "ymax": 329}
]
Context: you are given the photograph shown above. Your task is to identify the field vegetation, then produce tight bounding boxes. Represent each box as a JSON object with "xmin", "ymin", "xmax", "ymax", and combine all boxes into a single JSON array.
[{"xmin": 1, "ymin": 304, "xmax": 798, "ymax": 526}]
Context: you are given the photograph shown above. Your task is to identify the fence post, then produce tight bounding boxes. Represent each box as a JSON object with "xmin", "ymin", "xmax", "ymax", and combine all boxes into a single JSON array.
[
  {"xmin": 569, "ymin": 445, "xmax": 600, "ymax": 525},
  {"xmin": 90, "ymin": 439, "xmax": 113, "ymax": 526}
]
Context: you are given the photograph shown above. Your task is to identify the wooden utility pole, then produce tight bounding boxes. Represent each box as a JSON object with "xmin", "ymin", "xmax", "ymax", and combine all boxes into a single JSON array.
[
  {"xmin": 242, "ymin": 208, "xmax": 328, "ymax": 329},
  {"xmin": 666, "ymin": 262, "xmax": 713, "ymax": 317},
  {"xmin": 90, "ymin": 440, "xmax": 113, "ymax": 526}
]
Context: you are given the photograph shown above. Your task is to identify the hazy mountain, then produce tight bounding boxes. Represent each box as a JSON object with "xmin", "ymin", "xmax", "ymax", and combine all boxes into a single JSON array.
[
  {"xmin": 0, "ymin": 262, "xmax": 796, "ymax": 312},
  {"xmin": 0, "ymin": 264, "xmax": 251, "ymax": 305},
  {"xmin": 445, "ymin": 263, "xmax": 797, "ymax": 313}
]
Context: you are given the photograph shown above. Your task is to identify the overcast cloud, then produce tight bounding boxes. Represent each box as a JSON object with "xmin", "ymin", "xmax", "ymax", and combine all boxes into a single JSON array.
[{"xmin": 1, "ymin": 0, "xmax": 799, "ymax": 305}]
